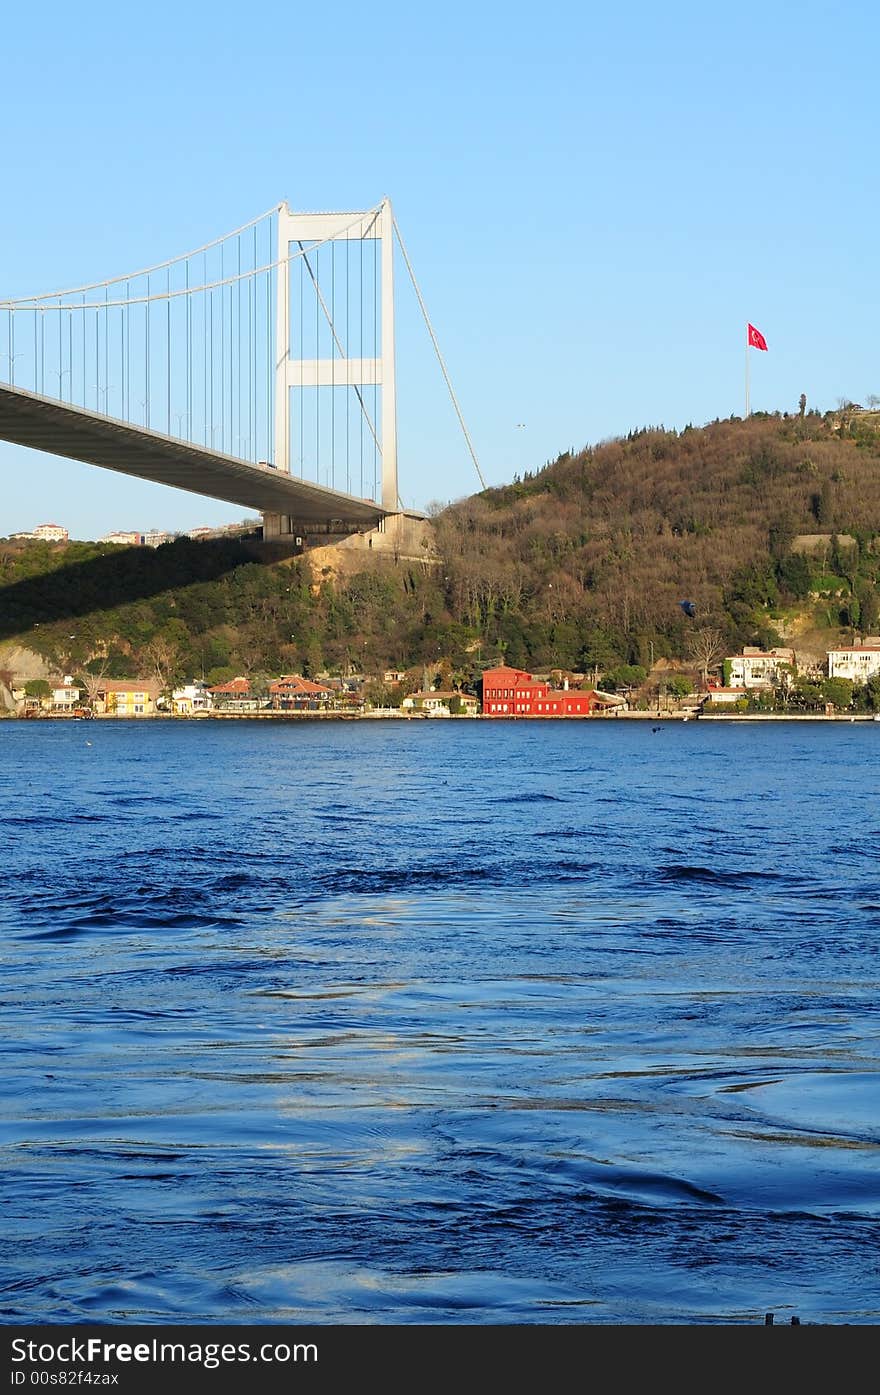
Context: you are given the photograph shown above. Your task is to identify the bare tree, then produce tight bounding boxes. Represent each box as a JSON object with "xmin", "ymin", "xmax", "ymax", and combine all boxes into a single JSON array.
[
  {"xmin": 687, "ymin": 627, "xmax": 725, "ymax": 685},
  {"xmin": 143, "ymin": 635, "xmax": 181, "ymax": 690}
]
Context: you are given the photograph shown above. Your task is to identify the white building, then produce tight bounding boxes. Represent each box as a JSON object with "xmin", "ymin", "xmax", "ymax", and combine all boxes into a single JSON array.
[
  {"xmin": 704, "ymin": 686, "xmax": 749, "ymax": 705},
  {"xmin": 10, "ymin": 522, "xmax": 69, "ymax": 542},
  {"xmin": 727, "ymin": 647, "xmax": 795, "ymax": 690},
  {"xmin": 827, "ymin": 646, "xmax": 880, "ymax": 682},
  {"xmin": 401, "ymin": 690, "xmax": 480, "ymax": 716},
  {"xmin": 402, "ymin": 692, "xmax": 450, "ymax": 714},
  {"xmin": 51, "ymin": 680, "xmax": 81, "ymax": 710},
  {"xmin": 33, "ymin": 522, "xmax": 69, "ymax": 542},
  {"xmin": 171, "ymin": 683, "xmax": 213, "ymax": 715},
  {"xmin": 102, "ymin": 530, "xmax": 142, "ymax": 546}
]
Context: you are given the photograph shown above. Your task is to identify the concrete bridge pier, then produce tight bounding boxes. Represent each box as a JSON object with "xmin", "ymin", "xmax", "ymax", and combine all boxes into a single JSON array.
[
  {"xmin": 262, "ymin": 512, "xmax": 303, "ymax": 543},
  {"xmin": 261, "ymin": 510, "xmax": 433, "ymax": 560}
]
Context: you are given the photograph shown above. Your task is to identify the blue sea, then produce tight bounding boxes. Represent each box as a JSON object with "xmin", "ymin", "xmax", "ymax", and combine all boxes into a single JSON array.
[{"xmin": 1, "ymin": 717, "xmax": 879, "ymax": 1325}]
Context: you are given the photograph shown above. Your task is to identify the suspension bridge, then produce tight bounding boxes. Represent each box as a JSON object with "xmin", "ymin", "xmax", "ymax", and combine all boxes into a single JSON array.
[{"xmin": 0, "ymin": 199, "xmax": 483, "ymax": 541}]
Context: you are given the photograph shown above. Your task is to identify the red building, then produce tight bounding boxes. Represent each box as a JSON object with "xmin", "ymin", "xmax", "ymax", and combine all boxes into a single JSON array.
[{"xmin": 481, "ymin": 665, "xmax": 621, "ymax": 717}]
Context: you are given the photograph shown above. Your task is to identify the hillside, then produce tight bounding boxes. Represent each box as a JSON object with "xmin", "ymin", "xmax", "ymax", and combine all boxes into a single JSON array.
[
  {"xmin": 432, "ymin": 407, "xmax": 880, "ymax": 672},
  {"xmin": 3, "ymin": 407, "xmax": 880, "ymax": 695}
]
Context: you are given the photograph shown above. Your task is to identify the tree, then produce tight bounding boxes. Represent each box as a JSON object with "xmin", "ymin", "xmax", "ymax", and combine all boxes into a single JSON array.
[
  {"xmin": 821, "ymin": 677, "xmax": 853, "ymax": 711},
  {"xmin": 666, "ymin": 674, "xmax": 694, "ymax": 698},
  {"xmin": 812, "ymin": 479, "xmax": 834, "ymax": 526},
  {"xmin": 799, "ymin": 393, "xmax": 807, "ymax": 419},
  {"xmin": 777, "ymin": 552, "xmax": 812, "ymax": 600},
  {"xmin": 790, "ymin": 678, "xmax": 823, "ymax": 711},
  {"xmin": 363, "ymin": 680, "xmax": 391, "ymax": 708},
  {"xmin": 601, "ymin": 663, "xmax": 646, "ymax": 692},
  {"xmin": 687, "ymin": 628, "xmax": 725, "ymax": 685},
  {"xmin": 143, "ymin": 634, "xmax": 182, "ymax": 691}
]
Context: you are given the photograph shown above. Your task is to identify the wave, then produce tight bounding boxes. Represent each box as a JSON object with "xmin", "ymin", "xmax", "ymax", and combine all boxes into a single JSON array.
[{"xmin": 655, "ymin": 864, "xmax": 786, "ymax": 887}]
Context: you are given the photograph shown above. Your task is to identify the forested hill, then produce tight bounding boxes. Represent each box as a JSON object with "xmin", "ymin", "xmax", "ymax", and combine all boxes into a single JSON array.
[
  {"xmin": 3, "ymin": 407, "xmax": 880, "ymax": 691},
  {"xmin": 430, "ymin": 407, "xmax": 880, "ymax": 670}
]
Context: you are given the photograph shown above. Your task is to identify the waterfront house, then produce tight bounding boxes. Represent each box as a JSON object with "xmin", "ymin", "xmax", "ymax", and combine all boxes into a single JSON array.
[
  {"xmin": 441, "ymin": 690, "xmax": 480, "ymax": 716},
  {"xmin": 401, "ymin": 689, "xmax": 480, "ymax": 716},
  {"xmin": 94, "ymin": 680, "xmax": 160, "ymax": 716},
  {"xmin": 324, "ymin": 677, "xmax": 365, "ymax": 711},
  {"xmin": 481, "ymin": 665, "xmax": 624, "ymax": 717},
  {"xmin": 826, "ymin": 644, "xmax": 880, "ymax": 682},
  {"xmin": 51, "ymin": 679, "xmax": 82, "ymax": 712},
  {"xmin": 703, "ymin": 685, "xmax": 748, "ymax": 705},
  {"xmin": 268, "ymin": 674, "xmax": 334, "ymax": 711},
  {"xmin": 171, "ymin": 682, "xmax": 213, "ymax": 715},
  {"xmin": 727, "ymin": 647, "xmax": 795, "ymax": 689},
  {"xmin": 207, "ymin": 677, "xmax": 265, "ymax": 712}
]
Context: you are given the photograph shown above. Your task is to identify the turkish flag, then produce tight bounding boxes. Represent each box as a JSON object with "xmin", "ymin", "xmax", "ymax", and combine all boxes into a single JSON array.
[{"xmin": 747, "ymin": 323, "xmax": 768, "ymax": 351}]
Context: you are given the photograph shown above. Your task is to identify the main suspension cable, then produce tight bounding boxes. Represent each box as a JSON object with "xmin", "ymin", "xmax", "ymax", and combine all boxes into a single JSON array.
[{"xmin": 392, "ymin": 215, "xmax": 486, "ymax": 492}]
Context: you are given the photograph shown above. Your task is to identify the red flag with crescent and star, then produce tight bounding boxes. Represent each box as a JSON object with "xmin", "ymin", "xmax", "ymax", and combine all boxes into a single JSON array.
[{"xmin": 747, "ymin": 323, "xmax": 768, "ymax": 351}]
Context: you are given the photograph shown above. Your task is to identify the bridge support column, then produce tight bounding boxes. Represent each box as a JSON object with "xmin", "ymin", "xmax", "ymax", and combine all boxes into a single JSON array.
[{"xmin": 262, "ymin": 512, "xmax": 301, "ymax": 542}]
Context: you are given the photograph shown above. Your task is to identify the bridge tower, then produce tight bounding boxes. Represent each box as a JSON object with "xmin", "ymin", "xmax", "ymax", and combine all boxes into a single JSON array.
[{"xmin": 266, "ymin": 197, "xmax": 398, "ymax": 541}]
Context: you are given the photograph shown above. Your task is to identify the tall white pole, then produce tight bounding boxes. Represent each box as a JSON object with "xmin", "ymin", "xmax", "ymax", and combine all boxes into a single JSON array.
[
  {"xmin": 745, "ymin": 327, "xmax": 750, "ymax": 418},
  {"xmin": 380, "ymin": 197, "xmax": 398, "ymax": 511},
  {"xmin": 274, "ymin": 205, "xmax": 290, "ymax": 473}
]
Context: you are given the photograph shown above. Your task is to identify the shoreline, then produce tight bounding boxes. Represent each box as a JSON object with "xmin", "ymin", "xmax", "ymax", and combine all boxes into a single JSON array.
[{"xmin": 4, "ymin": 710, "xmax": 879, "ymax": 724}]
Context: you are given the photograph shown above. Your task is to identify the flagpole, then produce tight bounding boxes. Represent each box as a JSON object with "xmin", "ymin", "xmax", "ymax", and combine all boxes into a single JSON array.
[{"xmin": 745, "ymin": 326, "xmax": 750, "ymax": 417}]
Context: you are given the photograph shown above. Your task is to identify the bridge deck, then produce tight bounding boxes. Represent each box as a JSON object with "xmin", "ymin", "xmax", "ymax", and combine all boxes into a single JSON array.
[{"xmin": 0, "ymin": 383, "xmax": 387, "ymax": 526}]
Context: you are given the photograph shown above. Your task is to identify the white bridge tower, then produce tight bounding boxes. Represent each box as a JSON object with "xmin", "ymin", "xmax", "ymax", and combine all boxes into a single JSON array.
[{"xmin": 267, "ymin": 198, "xmax": 398, "ymax": 538}]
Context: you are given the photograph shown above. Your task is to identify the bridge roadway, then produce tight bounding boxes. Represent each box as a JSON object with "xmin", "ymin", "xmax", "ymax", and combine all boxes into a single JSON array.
[{"xmin": 0, "ymin": 382, "xmax": 388, "ymax": 528}]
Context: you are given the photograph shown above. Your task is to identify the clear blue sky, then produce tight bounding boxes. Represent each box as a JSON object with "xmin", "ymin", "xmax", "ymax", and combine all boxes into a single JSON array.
[{"xmin": 2, "ymin": 0, "xmax": 877, "ymax": 539}]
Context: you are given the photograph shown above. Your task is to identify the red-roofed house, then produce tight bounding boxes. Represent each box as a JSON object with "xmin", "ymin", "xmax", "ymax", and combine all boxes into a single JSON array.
[
  {"xmin": 268, "ymin": 674, "xmax": 334, "ymax": 711},
  {"xmin": 208, "ymin": 676, "xmax": 265, "ymax": 711}
]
